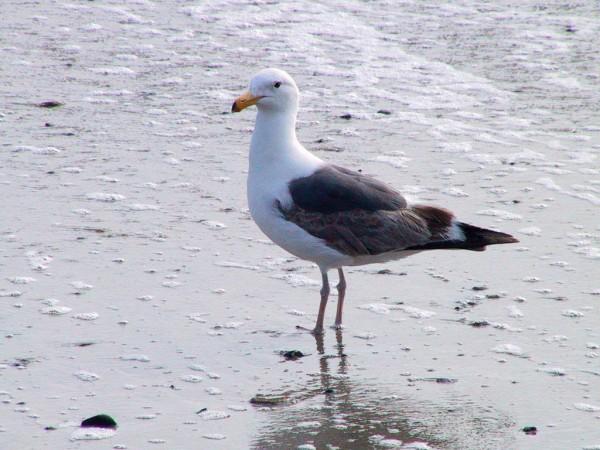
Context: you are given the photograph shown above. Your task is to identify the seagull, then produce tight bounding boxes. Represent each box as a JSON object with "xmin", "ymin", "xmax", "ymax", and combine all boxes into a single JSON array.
[{"xmin": 232, "ymin": 68, "xmax": 518, "ymax": 335}]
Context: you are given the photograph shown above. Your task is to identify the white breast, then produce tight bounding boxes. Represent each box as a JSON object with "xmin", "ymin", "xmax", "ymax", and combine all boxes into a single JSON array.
[{"xmin": 247, "ymin": 145, "xmax": 350, "ymax": 270}]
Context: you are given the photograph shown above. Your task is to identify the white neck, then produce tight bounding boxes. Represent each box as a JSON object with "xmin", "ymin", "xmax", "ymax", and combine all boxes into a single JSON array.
[
  {"xmin": 249, "ymin": 108, "xmax": 298, "ymax": 166},
  {"xmin": 247, "ymin": 107, "xmax": 323, "ymax": 193}
]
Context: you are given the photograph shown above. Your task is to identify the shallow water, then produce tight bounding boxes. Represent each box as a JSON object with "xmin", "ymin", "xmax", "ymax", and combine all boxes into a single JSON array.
[
  {"xmin": 251, "ymin": 332, "xmax": 514, "ymax": 450},
  {"xmin": 1, "ymin": 1, "xmax": 600, "ymax": 449}
]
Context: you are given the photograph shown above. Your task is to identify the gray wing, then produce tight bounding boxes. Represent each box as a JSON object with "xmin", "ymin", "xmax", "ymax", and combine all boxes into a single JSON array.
[
  {"xmin": 288, "ymin": 165, "xmax": 407, "ymax": 213},
  {"xmin": 283, "ymin": 164, "xmax": 460, "ymax": 256},
  {"xmin": 279, "ymin": 203, "xmax": 455, "ymax": 257}
]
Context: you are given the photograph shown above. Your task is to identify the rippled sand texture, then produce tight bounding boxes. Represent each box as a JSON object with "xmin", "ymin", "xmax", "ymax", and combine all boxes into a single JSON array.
[{"xmin": 2, "ymin": 1, "xmax": 600, "ymax": 449}]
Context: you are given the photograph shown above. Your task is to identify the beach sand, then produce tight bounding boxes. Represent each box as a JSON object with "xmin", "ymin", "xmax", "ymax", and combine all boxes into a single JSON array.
[{"xmin": 1, "ymin": 1, "xmax": 599, "ymax": 448}]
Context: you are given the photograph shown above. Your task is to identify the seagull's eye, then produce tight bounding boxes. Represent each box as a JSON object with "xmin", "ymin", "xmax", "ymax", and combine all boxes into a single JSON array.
[{"xmin": 273, "ymin": 81, "xmax": 281, "ymax": 89}]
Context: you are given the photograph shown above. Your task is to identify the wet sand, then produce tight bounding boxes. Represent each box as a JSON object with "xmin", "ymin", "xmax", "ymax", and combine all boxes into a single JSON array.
[{"xmin": 1, "ymin": 1, "xmax": 600, "ymax": 449}]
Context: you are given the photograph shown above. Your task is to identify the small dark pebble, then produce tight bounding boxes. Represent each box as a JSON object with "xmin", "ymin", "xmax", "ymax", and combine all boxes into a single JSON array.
[
  {"xmin": 45, "ymin": 122, "xmax": 53, "ymax": 127},
  {"xmin": 565, "ymin": 24, "xmax": 576, "ymax": 33},
  {"xmin": 280, "ymin": 350, "xmax": 306, "ymax": 361},
  {"xmin": 169, "ymin": 384, "xmax": 175, "ymax": 389},
  {"xmin": 472, "ymin": 285, "xmax": 488, "ymax": 291},
  {"xmin": 377, "ymin": 109, "xmax": 392, "ymax": 115},
  {"xmin": 320, "ymin": 146, "xmax": 344, "ymax": 152},
  {"xmin": 44, "ymin": 426, "xmax": 57, "ymax": 431},
  {"xmin": 324, "ymin": 388, "xmax": 334, "ymax": 394},
  {"xmin": 435, "ymin": 377, "xmax": 457, "ymax": 384},
  {"xmin": 46, "ymin": 171, "xmax": 55, "ymax": 175},
  {"xmin": 196, "ymin": 408, "xmax": 207, "ymax": 414},
  {"xmin": 469, "ymin": 320, "xmax": 490, "ymax": 328},
  {"xmin": 522, "ymin": 426, "xmax": 537, "ymax": 435},
  {"xmin": 81, "ymin": 414, "xmax": 117, "ymax": 429},
  {"xmin": 408, "ymin": 377, "xmax": 458, "ymax": 384},
  {"xmin": 37, "ymin": 101, "xmax": 63, "ymax": 108},
  {"xmin": 454, "ymin": 299, "xmax": 479, "ymax": 311},
  {"xmin": 512, "ymin": 199, "xmax": 520, "ymax": 204},
  {"xmin": 84, "ymin": 227, "xmax": 106, "ymax": 234},
  {"xmin": 378, "ymin": 269, "xmax": 407, "ymax": 276},
  {"xmin": 485, "ymin": 294, "xmax": 501, "ymax": 299},
  {"xmin": 339, "ymin": 113, "xmax": 352, "ymax": 120},
  {"xmin": 75, "ymin": 342, "xmax": 95, "ymax": 347},
  {"xmin": 11, "ymin": 358, "xmax": 35, "ymax": 368},
  {"xmin": 250, "ymin": 394, "xmax": 286, "ymax": 406}
]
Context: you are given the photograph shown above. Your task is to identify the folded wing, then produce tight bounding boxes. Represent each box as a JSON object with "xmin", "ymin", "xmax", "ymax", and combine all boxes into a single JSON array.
[{"xmin": 281, "ymin": 164, "xmax": 517, "ymax": 257}]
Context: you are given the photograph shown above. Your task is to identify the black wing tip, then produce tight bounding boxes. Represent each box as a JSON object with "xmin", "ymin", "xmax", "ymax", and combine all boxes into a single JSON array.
[
  {"xmin": 459, "ymin": 222, "xmax": 519, "ymax": 247},
  {"xmin": 406, "ymin": 223, "xmax": 519, "ymax": 252}
]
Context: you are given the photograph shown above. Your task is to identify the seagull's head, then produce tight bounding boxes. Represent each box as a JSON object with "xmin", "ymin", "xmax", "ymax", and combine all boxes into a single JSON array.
[{"xmin": 232, "ymin": 68, "xmax": 298, "ymax": 114}]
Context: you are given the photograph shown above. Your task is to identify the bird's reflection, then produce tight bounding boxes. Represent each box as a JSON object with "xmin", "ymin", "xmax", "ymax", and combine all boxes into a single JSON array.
[{"xmin": 251, "ymin": 330, "xmax": 513, "ymax": 449}]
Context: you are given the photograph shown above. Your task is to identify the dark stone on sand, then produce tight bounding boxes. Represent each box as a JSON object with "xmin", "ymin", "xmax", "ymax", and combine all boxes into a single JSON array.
[
  {"xmin": 472, "ymin": 285, "xmax": 488, "ymax": 291},
  {"xmin": 434, "ymin": 377, "xmax": 457, "ymax": 384},
  {"xmin": 408, "ymin": 377, "xmax": 458, "ymax": 384},
  {"xmin": 280, "ymin": 350, "xmax": 306, "ymax": 360},
  {"xmin": 10, "ymin": 358, "xmax": 35, "ymax": 368},
  {"xmin": 378, "ymin": 269, "xmax": 407, "ymax": 276},
  {"xmin": 44, "ymin": 426, "xmax": 57, "ymax": 431},
  {"xmin": 454, "ymin": 299, "xmax": 480, "ymax": 311},
  {"xmin": 377, "ymin": 109, "xmax": 392, "ymax": 115},
  {"xmin": 469, "ymin": 320, "xmax": 490, "ymax": 328},
  {"xmin": 565, "ymin": 24, "xmax": 576, "ymax": 33},
  {"xmin": 196, "ymin": 407, "xmax": 207, "ymax": 414},
  {"xmin": 324, "ymin": 388, "xmax": 334, "ymax": 394},
  {"xmin": 522, "ymin": 426, "xmax": 537, "ymax": 435},
  {"xmin": 81, "ymin": 414, "xmax": 117, "ymax": 429},
  {"xmin": 250, "ymin": 394, "xmax": 286, "ymax": 406},
  {"xmin": 339, "ymin": 113, "xmax": 352, "ymax": 120},
  {"xmin": 37, "ymin": 101, "xmax": 63, "ymax": 108}
]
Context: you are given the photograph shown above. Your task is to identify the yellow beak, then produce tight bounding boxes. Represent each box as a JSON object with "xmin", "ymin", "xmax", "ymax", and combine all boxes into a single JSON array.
[{"xmin": 231, "ymin": 91, "xmax": 262, "ymax": 113}]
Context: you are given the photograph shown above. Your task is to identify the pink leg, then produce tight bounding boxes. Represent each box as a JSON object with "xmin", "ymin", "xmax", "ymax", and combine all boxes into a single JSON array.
[
  {"xmin": 334, "ymin": 268, "xmax": 346, "ymax": 328},
  {"xmin": 313, "ymin": 270, "xmax": 330, "ymax": 335}
]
